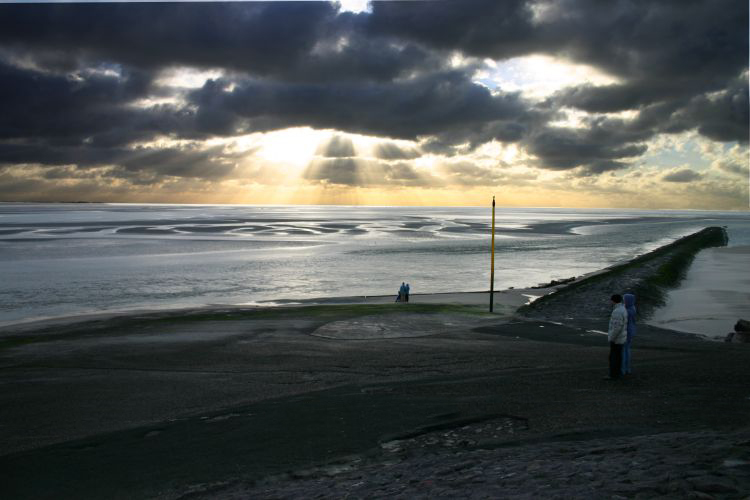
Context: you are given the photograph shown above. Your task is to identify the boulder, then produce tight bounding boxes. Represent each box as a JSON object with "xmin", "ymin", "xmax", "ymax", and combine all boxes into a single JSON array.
[{"xmin": 734, "ymin": 319, "xmax": 750, "ymax": 332}]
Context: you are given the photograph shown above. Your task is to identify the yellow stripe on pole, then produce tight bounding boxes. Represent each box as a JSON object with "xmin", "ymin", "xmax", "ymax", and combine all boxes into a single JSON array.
[{"xmin": 490, "ymin": 196, "xmax": 495, "ymax": 312}]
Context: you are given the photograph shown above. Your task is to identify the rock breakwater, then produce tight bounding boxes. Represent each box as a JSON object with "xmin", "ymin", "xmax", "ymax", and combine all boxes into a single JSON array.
[{"xmin": 518, "ymin": 227, "xmax": 728, "ymax": 323}]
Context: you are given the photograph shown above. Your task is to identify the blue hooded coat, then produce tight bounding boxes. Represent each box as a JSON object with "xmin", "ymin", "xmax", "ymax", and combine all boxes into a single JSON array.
[{"xmin": 623, "ymin": 293, "xmax": 636, "ymax": 341}]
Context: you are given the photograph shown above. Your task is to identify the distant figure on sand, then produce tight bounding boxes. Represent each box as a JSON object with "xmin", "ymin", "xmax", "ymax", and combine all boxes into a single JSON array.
[
  {"xmin": 607, "ymin": 294, "xmax": 628, "ymax": 380},
  {"xmin": 405, "ymin": 283, "xmax": 410, "ymax": 302},
  {"xmin": 622, "ymin": 293, "xmax": 636, "ymax": 375},
  {"xmin": 396, "ymin": 282, "xmax": 406, "ymax": 302}
]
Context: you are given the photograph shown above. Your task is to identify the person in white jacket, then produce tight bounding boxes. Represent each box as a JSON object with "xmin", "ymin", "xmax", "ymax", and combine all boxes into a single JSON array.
[{"xmin": 607, "ymin": 294, "xmax": 628, "ymax": 380}]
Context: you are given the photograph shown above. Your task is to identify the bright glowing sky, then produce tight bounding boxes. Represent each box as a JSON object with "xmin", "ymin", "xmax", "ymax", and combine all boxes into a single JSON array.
[{"xmin": 0, "ymin": 1, "xmax": 747, "ymax": 208}]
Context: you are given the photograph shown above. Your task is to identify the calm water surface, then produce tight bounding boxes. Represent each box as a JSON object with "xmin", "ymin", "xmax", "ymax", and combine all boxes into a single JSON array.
[{"xmin": 1, "ymin": 203, "xmax": 748, "ymax": 326}]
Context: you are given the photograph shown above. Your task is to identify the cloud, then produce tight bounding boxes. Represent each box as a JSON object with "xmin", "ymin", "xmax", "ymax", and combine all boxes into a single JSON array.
[
  {"xmin": 317, "ymin": 135, "xmax": 355, "ymax": 158},
  {"xmin": 304, "ymin": 157, "xmax": 359, "ymax": 186},
  {"xmin": 0, "ymin": 58, "xmax": 153, "ymax": 143},
  {"xmin": 0, "ymin": 2, "xmax": 443, "ymax": 84},
  {"xmin": 374, "ymin": 142, "xmax": 420, "ymax": 160},
  {"xmin": 303, "ymin": 157, "xmax": 435, "ymax": 187},
  {"xmin": 0, "ymin": 142, "xmax": 240, "ymax": 181},
  {"xmin": 713, "ymin": 159, "xmax": 749, "ymax": 177},
  {"xmin": 366, "ymin": 0, "xmax": 537, "ymax": 60},
  {"xmin": 662, "ymin": 168, "xmax": 702, "ymax": 183},
  {"xmin": 439, "ymin": 161, "xmax": 506, "ymax": 186},
  {"xmin": 0, "ymin": 0, "xmax": 746, "ymax": 206},
  {"xmin": 188, "ymin": 70, "xmax": 531, "ymax": 140},
  {"xmin": 524, "ymin": 123, "xmax": 647, "ymax": 173}
]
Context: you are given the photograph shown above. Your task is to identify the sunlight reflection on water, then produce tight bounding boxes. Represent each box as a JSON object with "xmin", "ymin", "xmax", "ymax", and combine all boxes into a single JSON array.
[{"xmin": 0, "ymin": 203, "xmax": 748, "ymax": 325}]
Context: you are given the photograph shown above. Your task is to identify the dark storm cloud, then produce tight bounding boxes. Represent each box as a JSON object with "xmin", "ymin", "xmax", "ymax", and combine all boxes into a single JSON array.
[
  {"xmin": 0, "ymin": 3, "xmax": 325, "ymax": 72},
  {"xmin": 0, "ymin": 142, "xmax": 237, "ymax": 181},
  {"xmin": 189, "ymin": 70, "xmax": 530, "ymax": 140},
  {"xmin": 555, "ymin": 0, "xmax": 746, "ymax": 86},
  {"xmin": 419, "ymin": 118, "xmax": 538, "ymax": 156},
  {"xmin": 543, "ymin": 0, "xmax": 748, "ymax": 144},
  {"xmin": 0, "ymin": 58, "xmax": 153, "ymax": 142},
  {"xmin": 368, "ymin": 0, "xmax": 746, "ymax": 84},
  {"xmin": 555, "ymin": 81, "xmax": 685, "ymax": 114},
  {"xmin": 670, "ymin": 77, "xmax": 750, "ymax": 143},
  {"xmin": 0, "ymin": 0, "xmax": 746, "ymax": 193},
  {"xmin": 367, "ymin": 0, "xmax": 537, "ymax": 60},
  {"xmin": 524, "ymin": 119, "xmax": 649, "ymax": 173},
  {"xmin": 0, "ymin": 58, "xmax": 215, "ymax": 151},
  {"xmin": 662, "ymin": 168, "xmax": 703, "ymax": 183},
  {"xmin": 117, "ymin": 145, "xmax": 237, "ymax": 180},
  {"xmin": 554, "ymin": 73, "xmax": 749, "ymax": 144},
  {"xmin": 0, "ymin": 2, "xmax": 442, "ymax": 83}
]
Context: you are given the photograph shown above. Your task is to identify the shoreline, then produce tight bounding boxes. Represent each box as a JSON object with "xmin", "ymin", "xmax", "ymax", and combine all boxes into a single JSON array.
[
  {"xmin": 2, "ymin": 230, "xmax": 741, "ymax": 338},
  {"xmin": 0, "ymin": 288, "xmax": 546, "ymax": 334},
  {"xmin": 1, "ymin": 227, "xmax": 749, "ymax": 497}
]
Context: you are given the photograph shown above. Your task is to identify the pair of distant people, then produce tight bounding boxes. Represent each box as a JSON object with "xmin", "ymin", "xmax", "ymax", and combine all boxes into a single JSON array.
[
  {"xmin": 606, "ymin": 293, "xmax": 636, "ymax": 380},
  {"xmin": 396, "ymin": 282, "xmax": 410, "ymax": 303}
]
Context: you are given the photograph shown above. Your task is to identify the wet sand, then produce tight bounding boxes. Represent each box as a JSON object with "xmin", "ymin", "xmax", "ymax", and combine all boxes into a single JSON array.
[{"xmin": 648, "ymin": 245, "xmax": 750, "ymax": 339}]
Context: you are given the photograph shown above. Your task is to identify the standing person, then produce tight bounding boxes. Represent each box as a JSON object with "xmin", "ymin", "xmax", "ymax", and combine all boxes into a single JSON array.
[
  {"xmin": 607, "ymin": 294, "xmax": 628, "ymax": 380},
  {"xmin": 405, "ymin": 283, "xmax": 410, "ymax": 303},
  {"xmin": 398, "ymin": 282, "xmax": 406, "ymax": 303},
  {"xmin": 622, "ymin": 293, "xmax": 636, "ymax": 375}
]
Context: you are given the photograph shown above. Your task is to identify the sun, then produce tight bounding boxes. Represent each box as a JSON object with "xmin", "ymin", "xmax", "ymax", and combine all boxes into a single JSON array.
[
  {"xmin": 255, "ymin": 127, "xmax": 327, "ymax": 169},
  {"xmin": 336, "ymin": 0, "xmax": 371, "ymax": 14}
]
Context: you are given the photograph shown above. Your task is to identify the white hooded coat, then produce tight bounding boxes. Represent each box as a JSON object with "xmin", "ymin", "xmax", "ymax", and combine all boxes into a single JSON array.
[{"xmin": 608, "ymin": 303, "xmax": 628, "ymax": 344}]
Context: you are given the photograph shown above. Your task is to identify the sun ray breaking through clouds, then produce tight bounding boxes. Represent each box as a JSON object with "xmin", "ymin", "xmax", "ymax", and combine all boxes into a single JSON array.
[{"xmin": 0, "ymin": 0, "xmax": 746, "ymax": 208}]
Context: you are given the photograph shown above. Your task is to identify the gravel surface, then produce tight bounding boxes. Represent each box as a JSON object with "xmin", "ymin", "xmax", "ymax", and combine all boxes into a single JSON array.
[{"xmin": 195, "ymin": 428, "xmax": 750, "ymax": 499}]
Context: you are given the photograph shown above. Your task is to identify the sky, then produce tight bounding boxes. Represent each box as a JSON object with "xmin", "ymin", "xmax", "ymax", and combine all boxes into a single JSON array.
[{"xmin": 0, "ymin": 0, "xmax": 747, "ymax": 209}]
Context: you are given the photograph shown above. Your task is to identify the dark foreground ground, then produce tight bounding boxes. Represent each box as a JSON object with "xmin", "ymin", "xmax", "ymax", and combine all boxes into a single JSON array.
[{"xmin": 1, "ymin": 304, "xmax": 749, "ymax": 499}]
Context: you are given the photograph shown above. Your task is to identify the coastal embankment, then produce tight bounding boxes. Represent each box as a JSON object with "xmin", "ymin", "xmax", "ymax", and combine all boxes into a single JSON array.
[
  {"xmin": 0, "ymin": 227, "xmax": 748, "ymax": 499},
  {"xmin": 518, "ymin": 226, "xmax": 729, "ymax": 324}
]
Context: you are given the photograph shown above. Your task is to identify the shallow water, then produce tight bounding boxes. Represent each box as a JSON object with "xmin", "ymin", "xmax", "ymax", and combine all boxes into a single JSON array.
[{"xmin": 1, "ymin": 203, "xmax": 748, "ymax": 326}]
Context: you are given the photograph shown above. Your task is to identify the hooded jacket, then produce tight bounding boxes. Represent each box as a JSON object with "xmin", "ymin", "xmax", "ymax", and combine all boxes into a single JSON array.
[
  {"xmin": 608, "ymin": 302, "xmax": 628, "ymax": 344},
  {"xmin": 623, "ymin": 293, "xmax": 636, "ymax": 342}
]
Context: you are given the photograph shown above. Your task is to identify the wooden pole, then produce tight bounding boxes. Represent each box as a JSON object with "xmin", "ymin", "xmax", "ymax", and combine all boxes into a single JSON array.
[{"xmin": 490, "ymin": 196, "xmax": 495, "ymax": 312}]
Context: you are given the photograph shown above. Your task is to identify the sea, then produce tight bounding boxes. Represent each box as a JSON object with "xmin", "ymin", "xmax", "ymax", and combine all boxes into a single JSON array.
[{"xmin": 1, "ymin": 203, "xmax": 749, "ymax": 327}]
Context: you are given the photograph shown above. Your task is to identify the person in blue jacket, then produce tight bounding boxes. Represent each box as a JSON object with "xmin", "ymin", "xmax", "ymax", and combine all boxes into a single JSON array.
[
  {"xmin": 396, "ymin": 282, "xmax": 406, "ymax": 302},
  {"xmin": 622, "ymin": 293, "xmax": 636, "ymax": 375}
]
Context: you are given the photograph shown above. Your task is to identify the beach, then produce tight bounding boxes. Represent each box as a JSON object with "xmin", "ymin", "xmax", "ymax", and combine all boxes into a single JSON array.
[{"xmin": 1, "ymin": 230, "xmax": 750, "ymax": 499}]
